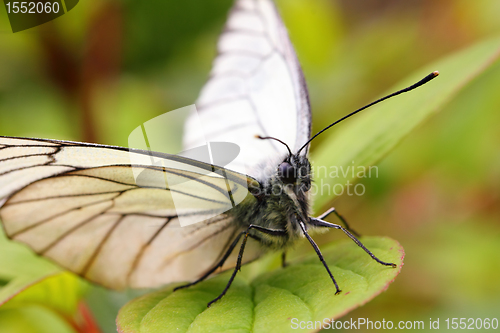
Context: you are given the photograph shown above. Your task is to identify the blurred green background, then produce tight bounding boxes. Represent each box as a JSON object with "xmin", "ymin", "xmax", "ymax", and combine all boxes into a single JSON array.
[{"xmin": 1, "ymin": 0, "xmax": 499, "ymax": 332}]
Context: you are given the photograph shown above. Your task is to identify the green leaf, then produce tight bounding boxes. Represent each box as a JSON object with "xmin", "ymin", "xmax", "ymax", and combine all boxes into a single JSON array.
[
  {"xmin": 0, "ymin": 305, "xmax": 77, "ymax": 333},
  {"xmin": 2, "ymin": 272, "xmax": 88, "ymax": 315},
  {"xmin": 0, "ymin": 228, "xmax": 87, "ymax": 333},
  {"xmin": 117, "ymin": 237, "xmax": 403, "ymax": 333},
  {"xmin": 0, "ymin": 228, "xmax": 87, "ymax": 316},
  {"xmin": 276, "ymin": 0, "xmax": 342, "ymax": 71},
  {"xmin": 0, "ymin": 228, "xmax": 62, "ymax": 306},
  {"xmin": 310, "ymin": 36, "xmax": 500, "ymax": 211}
]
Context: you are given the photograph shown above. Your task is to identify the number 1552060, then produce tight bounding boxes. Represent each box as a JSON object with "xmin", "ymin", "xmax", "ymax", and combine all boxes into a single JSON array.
[
  {"xmin": 6, "ymin": 2, "xmax": 60, "ymax": 14},
  {"xmin": 445, "ymin": 318, "xmax": 498, "ymax": 330}
]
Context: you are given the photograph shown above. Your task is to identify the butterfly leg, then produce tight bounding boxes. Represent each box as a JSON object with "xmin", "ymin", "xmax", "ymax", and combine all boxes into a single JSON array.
[
  {"xmin": 317, "ymin": 207, "xmax": 361, "ymax": 237},
  {"xmin": 309, "ymin": 217, "xmax": 397, "ymax": 268},
  {"xmin": 298, "ymin": 220, "xmax": 342, "ymax": 294},
  {"xmin": 173, "ymin": 231, "xmax": 246, "ymax": 292},
  {"xmin": 207, "ymin": 224, "xmax": 287, "ymax": 307},
  {"xmin": 281, "ymin": 251, "xmax": 288, "ymax": 268}
]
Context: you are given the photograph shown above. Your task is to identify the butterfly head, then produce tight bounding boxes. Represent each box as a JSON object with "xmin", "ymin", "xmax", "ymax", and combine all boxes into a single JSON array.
[
  {"xmin": 256, "ymin": 135, "xmax": 312, "ymax": 192},
  {"xmin": 277, "ymin": 154, "xmax": 311, "ymax": 192}
]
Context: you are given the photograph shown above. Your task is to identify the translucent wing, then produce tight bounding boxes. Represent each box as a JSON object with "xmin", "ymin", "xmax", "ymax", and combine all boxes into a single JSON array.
[
  {"xmin": 183, "ymin": 0, "xmax": 312, "ymax": 180},
  {"xmin": 0, "ymin": 136, "xmax": 262, "ymax": 289}
]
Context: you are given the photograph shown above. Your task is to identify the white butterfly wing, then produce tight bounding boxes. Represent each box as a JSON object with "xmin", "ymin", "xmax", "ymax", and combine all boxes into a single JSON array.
[
  {"xmin": 0, "ymin": 0, "xmax": 308, "ymax": 289},
  {"xmin": 183, "ymin": 0, "xmax": 312, "ymax": 179},
  {"xmin": 0, "ymin": 137, "xmax": 262, "ymax": 289}
]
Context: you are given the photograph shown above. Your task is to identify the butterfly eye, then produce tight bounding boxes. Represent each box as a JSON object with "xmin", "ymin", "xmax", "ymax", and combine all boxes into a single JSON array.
[{"xmin": 278, "ymin": 162, "xmax": 296, "ymax": 184}]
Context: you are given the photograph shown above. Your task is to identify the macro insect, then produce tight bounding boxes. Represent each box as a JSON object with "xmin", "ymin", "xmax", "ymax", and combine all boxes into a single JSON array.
[{"xmin": 0, "ymin": 0, "xmax": 438, "ymax": 307}]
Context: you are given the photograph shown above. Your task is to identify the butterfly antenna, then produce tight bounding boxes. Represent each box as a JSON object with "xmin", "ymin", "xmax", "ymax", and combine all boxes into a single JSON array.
[
  {"xmin": 256, "ymin": 135, "xmax": 293, "ymax": 157},
  {"xmin": 297, "ymin": 71, "xmax": 439, "ymax": 155}
]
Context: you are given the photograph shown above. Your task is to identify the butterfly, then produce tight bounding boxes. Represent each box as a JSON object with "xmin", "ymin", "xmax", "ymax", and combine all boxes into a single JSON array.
[{"xmin": 0, "ymin": 0, "xmax": 438, "ymax": 307}]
